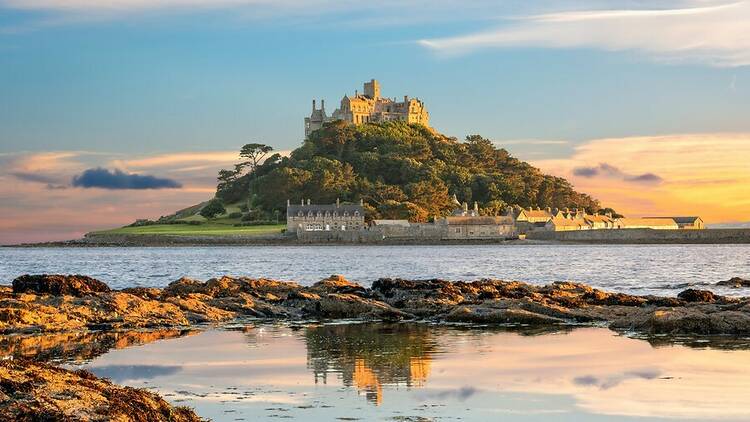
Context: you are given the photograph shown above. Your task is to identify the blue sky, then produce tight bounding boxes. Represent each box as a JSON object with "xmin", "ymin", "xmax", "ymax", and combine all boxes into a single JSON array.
[
  {"xmin": 2, "ymin": 0, "xmax": 749, "ymax": 155},
  {"xmin": 1, "ymin": 0, "xmax": 749, "ymax": 243}
]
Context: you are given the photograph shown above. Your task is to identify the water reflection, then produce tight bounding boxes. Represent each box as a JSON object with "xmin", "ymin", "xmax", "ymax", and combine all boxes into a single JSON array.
[
  {"xmin": 0, "ymin": 328, "xmax": 195, "ymax": 363},
  {"xmin": 4, "ymin": 324, "xmax": 750, "ymax": 421},
  {"xmin": 304, "ymin": 323, "xmax": 437, "ymax": 404}
]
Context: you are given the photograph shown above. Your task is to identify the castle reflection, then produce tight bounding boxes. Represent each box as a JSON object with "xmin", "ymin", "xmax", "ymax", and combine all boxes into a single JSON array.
[{"xmin": 303, "ymin": 323, "xmax": 437, "ymax": 405}]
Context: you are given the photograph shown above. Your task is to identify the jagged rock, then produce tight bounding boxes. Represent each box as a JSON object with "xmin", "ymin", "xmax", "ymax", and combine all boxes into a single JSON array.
[
  {"xmin": 307, "ymin": 293, "xmax": 409, "ymax": 321},
  {"xmin": 717, "ymin": 277, "xmax": 750, "ymax": 288},
  {"xmin": 678, "ymin": 289, "xmax": 718, "ymax": 303},
  {"xmin": 12, "ymin": 275, "xmax": 110, "ymax": 297},
  {"xmin": 3, "ymin": 274, "xmax": 750, "ymax": 336},
  {"xmin": 310, "ymin": 275, "xmax": 367, "ymax": 295},
  {"xmin": 0, "ymin": 360, "xmax": 204, "ymax": 422},
  {"xmin": 120, "ymin": 287, "xmax": 162, "ymax": 300},
  {"xmin": 444, "ymin": 305, "xmax": 565, "ymax": 325}
]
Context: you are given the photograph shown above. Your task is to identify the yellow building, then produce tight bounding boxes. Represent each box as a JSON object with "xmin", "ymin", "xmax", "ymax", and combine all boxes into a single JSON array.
[
  {"xmin": 614, "ymin": 218, "xmax": 680, "ymax": 230},
  {"xmin": 305, "ymin": 79, "xmax": 430, "ymax": 137}
]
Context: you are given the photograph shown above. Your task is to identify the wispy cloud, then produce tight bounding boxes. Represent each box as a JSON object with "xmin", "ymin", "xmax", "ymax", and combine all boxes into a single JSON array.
[
  {"xmin": 419, "ymin": 1, "xmax": 750, "ymax": 67},
  {"xmin": 573, "ymin": 163, "xmax": 663, "ymax": 184}
]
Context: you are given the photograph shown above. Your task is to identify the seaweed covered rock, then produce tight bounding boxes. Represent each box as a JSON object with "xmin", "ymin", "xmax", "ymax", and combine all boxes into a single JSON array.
[
  {"xmin": 717, "ymin": 277, "xmax": 750, "ymax": 288},
  {"xmin": 12, "ymin": 274, "xmax": 110, "ymax": 297},
  {"xmin": 0, "ymin": 360, "xmax": 204, "ymax": 422},
  {"xmin": 678, "ymin": 289, "xmax": 718, "ymax": 303}
]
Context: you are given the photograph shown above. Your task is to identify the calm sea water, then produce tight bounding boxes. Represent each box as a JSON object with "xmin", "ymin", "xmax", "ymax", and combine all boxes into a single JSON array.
[
  {"xmin": 1, "ymin": 245, "xmax": 749, "ymax": 296},
  {"xmin": 28, "ymin": 322, "xmax": 744, "ymax": 421}
]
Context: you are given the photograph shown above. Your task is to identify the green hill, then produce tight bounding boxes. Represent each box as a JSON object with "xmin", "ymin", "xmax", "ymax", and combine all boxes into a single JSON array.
[{"xmin": 217, "ymin": 120, "xmax": 601, "ymax": 221}]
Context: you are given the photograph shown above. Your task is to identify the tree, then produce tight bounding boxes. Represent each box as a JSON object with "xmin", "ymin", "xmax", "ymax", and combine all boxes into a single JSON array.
[
  {"xmin": 200, "ymin": 199, "xmax": 226, "ymax": 219},
  {"xmin": 238, "ymin": 143, "xmax": 274, "ymax": 207}
]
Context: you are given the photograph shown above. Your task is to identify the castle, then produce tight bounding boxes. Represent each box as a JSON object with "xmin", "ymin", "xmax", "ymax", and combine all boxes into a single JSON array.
[{"xmin": 304, "ymin": 79, "xmax": 430, "ymax": 137}]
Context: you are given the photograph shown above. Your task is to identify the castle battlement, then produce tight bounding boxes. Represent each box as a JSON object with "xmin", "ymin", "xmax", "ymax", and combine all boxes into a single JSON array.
[{"xmin": 305, "ymin": 79, "xmax": 430, "ymax": 137}]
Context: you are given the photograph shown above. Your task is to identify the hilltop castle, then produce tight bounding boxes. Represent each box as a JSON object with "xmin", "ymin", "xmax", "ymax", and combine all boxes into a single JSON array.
[{"xmin": 305, "ymin": 79, "xmax": 430, "ymax": 137}]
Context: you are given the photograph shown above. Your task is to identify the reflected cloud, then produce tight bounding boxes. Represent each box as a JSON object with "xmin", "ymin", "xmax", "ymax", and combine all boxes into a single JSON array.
[
  {"xmin": 573, "ymin": 369, "xmax": 661, "ymax": 390},
  {"xmin": 90, "ymin": 364, "xmax": 182, "ymax": 383}
]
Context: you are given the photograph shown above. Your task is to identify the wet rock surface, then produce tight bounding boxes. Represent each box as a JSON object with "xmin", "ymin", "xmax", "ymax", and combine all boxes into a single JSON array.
[
  {"xmin": 2, "ymin": 274, "xmax": 750, "ymax": 336},
  {"xmin": 0, "ymin": 359, "xmax": 204, "ymax": 422},
  {"xmin": 717, "ymin": 277, "xmax": 750, "ymax": 288}
]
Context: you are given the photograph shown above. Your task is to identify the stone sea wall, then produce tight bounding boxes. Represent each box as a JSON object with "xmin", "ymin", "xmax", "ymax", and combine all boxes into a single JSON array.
[{"xmin": 527, "ymin": 228, "xmax": 750, "ymax": 244}]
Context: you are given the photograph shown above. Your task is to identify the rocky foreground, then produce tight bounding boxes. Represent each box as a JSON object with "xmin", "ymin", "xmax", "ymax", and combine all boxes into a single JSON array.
[
  {"xmin": 0, "ymin": 359, "xmax": 204, "ymax": 421},
  {"xmin": 3, "ymin": 273, "xmax": 750, "ymax": 335},
  {"xmin": 2, "ymin": 273, "xmax": 750, "ymax": 420}
]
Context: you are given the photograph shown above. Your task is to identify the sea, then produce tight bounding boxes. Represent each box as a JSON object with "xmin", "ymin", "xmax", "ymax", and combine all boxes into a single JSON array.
[
  {"xmin": 1, "ymin": 244, "xmax": 749, "ymax": 296},
  {"xmin": 3, "ymin": 244, "xmax": 750, "ymax": 421}
]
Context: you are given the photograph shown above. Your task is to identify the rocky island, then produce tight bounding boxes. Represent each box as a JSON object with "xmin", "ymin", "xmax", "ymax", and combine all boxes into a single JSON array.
[{"xmin": 2, "ymin": 273, "xmax": 750, "ymax": 420}]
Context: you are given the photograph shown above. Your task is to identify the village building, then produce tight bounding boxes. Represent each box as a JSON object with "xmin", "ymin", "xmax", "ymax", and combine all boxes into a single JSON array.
[
  {"xmin": 515, "ymin": 207, "xmax": 554, "ymax": 224},
  {"xmin": 545, "ymin": 216, "xmax": 592, "ymax": 232},
  {"xmin": 286, "ymin": 199, "xmax": 365, "ymax": 233},
  {"xmin": 305, "ymin": 79, "xmax": 430, "ymax": 137},
  {"xmin": 435, "ymin": 199, "xmax": 516, "ymax": 239},
  {"xmin": 436, "ymin": 215, "xmax": 516, "ymax": 239},
  {"xmin": 614, "ymin": 217, "xmax": 680, "ymax": 230},
  {"xmin": 645, "ymin": 216, "xmax": 705, "ymax": 230}
]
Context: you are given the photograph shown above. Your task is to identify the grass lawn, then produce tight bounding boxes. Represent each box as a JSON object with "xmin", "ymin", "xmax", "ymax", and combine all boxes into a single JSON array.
[{"xmin": 92, "ymin": 223, "xmax": 285, "ymax": 237}]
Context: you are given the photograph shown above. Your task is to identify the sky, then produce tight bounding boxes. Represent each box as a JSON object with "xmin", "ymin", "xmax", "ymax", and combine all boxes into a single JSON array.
[{"xmin": 1, "ymin": 0, "xmax": 749, "ymax": 243}]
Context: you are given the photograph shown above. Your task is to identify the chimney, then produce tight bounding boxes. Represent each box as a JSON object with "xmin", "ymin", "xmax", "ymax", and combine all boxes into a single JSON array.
[
  {"xmin": 546, "ymin": 207, "xmax": 551, "ymax": 213},
  {"xmin": 473, "ymin": 202, "xmax": 479, "ymax": 212},
  {"xmin": 404, "ymin": 95, "xmax": 408, "ymax": 103},
  {"xmin": 307, "ymin": 199, "xmax": 311, "ymax": 206},
  {"xmin": 336, "ymin": 198, "xmax": 340, "ymax": 207},
  {"xmin": 321, "ymin": 99, "xmax": 325, "ymax": 111},
  {"xmin": 287, "ymin": 199, "xmax": 290, "ymax": 207},
  {"xmin": 312, "ymin": 99, "xmax": 316, "ymax": 111},
  {"xmin": 360, "ymin": 198, "xmax": 364, "ymax": 206},
  {"xmin": 301, "ymin": 199, "xmax": 304, "ymax": 206},
  {"xmin": 463, "ymin": 202, "xmax": 468, "ymax": 212}
]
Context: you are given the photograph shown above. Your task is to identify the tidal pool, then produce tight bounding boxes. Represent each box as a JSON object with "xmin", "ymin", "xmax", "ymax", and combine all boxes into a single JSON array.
[{"xmin": 12, "ymin": 323, "xmax": 746, "ymax": 421}]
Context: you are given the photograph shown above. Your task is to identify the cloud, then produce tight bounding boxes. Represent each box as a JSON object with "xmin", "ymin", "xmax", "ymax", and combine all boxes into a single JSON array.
[
  {"xmin": 419, "ymin": 1, "xmax": 750, "ymax": 67},
  {"xmin": 71, "ymin": 167, "xmax": 183, "ymax": 189},
  {"xmin": 572, "ymin": 163, "xmax": 663, "ymax": 184},
  {"xmin": 0, "ymin": 150, "xmax": 241, "ymax": 244},
  {"xmin": 533, "ymin": 133, "xmax": 750, "ymax": 222}
]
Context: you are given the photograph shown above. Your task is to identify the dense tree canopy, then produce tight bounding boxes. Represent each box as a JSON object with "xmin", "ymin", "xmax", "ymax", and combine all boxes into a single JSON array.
[{"xmin": 216, "ymin": 121, "xmax": 602, "ymax": 221}]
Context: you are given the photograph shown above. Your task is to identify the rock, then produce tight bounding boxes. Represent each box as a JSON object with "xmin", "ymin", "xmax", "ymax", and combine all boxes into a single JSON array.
[
  {"xmin": 0, "ymin": 360, "xmax": 204, "ymax": 422},
  {"xmin": 12, "ymin": 274, "xmax": 110, "ymax": 297},
  {"xmin": 717, "ymin": 277, "xmax": 750, "ymax": 288},
  {"xmin": 444, "ymin": 305, "xmax": 565, "ymax": 325},
  {"xmin": 120, "ymin": 287, "xmax": 162, "ymax": 300},
  {"xmin": 310, "ymin": 275, "xmax": 367, "ymax": 295},
  {"xmin": 677, "ymin": 289, "xmax": 718, "ymax": 303},
  {"xmin": 305, "ymin": 293, "xmax": 409, "ymax": 321}
]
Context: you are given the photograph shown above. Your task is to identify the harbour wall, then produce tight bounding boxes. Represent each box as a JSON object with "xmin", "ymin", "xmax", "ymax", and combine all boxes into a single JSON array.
[{"xmin": 526, "ymin": 228, "xmax": 750, "ymax": 244}]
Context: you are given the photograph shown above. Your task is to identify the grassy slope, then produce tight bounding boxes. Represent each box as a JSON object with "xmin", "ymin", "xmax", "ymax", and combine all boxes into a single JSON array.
[
  {"xmin": 92, "ymin": 223, "xmax": 285, "ymax": 237},
  {"xmin": 92, "ymin": 202, "xmax": 284, "ymax": 237}
]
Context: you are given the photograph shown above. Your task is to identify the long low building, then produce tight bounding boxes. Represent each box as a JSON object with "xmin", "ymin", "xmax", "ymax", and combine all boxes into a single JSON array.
[{"xmin": 614, "ymin": 218, "xmax": 679, "ymax": 230}]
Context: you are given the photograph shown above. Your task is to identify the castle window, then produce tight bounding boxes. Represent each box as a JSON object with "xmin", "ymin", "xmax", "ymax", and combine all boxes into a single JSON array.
[
  {"xmin": 308, "ymin": 211, "xmax": 313, "ymax": 217},
  {"xmin": 297, "ymin": 211, "xmax": 303, "ymax": 217}
]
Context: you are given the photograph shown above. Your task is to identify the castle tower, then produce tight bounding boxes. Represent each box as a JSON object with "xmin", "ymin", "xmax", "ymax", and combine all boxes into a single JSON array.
[{"xmin": 364, "ymin": 79, "xmax": 381, "ymax": 99}]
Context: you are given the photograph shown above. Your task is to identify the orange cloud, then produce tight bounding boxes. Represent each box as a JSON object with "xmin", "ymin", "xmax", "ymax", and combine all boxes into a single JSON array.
[{"xmin": 533, "ymin": 133, "xmax": 750, "ymax": 223}]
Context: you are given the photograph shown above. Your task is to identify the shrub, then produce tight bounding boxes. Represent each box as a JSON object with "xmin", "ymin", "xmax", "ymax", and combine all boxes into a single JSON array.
[
  {"xmin": 199, "ymin": 199, "xmax": 226, "ymax": 219},
  {"xmin": 227, "ymin": 211, "xmax": 243, "ymax": 219}
]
